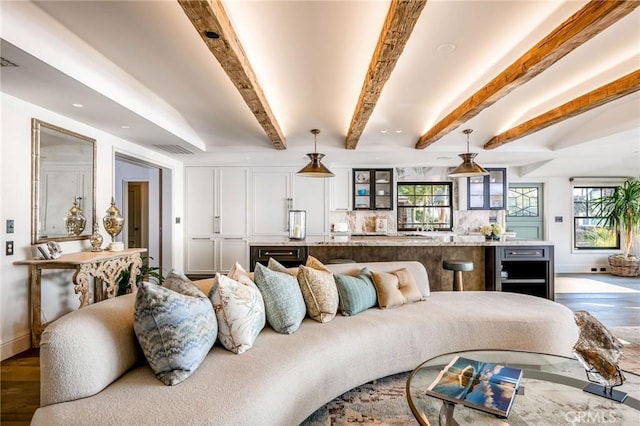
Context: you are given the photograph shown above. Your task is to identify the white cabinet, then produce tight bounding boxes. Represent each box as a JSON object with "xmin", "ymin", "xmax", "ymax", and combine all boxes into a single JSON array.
[
  {"xmin": 292, "ymin": 175, "xmax": 329, "ymax": 235},
  {"xmin": 186, "ymin": 237, "xmax": 248, "ymax": 275},
  {"xmin": 253, "ymin": 169, "xmax": 328, "ymax": 236},
  {"xmin": 186, "ymin": 167, "xmax": 249, "ymax": 237},
  {"xmin": 329, "ymin": 168, "xmax": 351, "ymax": 211},
  {"xmin": 185, "ymin": 167, "xmax": 250, "ymax": 274}
]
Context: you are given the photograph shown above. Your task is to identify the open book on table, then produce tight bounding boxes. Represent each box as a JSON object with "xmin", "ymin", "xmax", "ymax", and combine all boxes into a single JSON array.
[{"xmin": 426, "ymin": 356, "xmax": 523, "ymax": 418}]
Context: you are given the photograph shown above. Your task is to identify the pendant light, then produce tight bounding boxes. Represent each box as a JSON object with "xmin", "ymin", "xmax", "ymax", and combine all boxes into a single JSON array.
[
  {"xmin": 448, "ymin": 129, "xmax": 489, "ymax": 178},
  {"xmin": 296, "ymin": 129, "xmax": 335, "ymax": 178}
]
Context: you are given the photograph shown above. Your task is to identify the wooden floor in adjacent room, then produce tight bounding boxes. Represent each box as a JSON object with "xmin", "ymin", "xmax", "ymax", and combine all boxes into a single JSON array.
[{"xmin": 1, "ymin": 274, "xmax": 638, "ymax": 425}]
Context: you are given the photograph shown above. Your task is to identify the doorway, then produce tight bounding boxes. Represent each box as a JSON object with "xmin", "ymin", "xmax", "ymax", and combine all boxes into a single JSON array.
[
  {"xmin": 506, "ymin": 183, "xmax": 544, "ymax": 240},
  {"xmin": 125, "ymin": 181, "xmax": 149, "ymax": 250},
  {"xmin": 114, "ymin": 155, "xmax": 172, "ymax": 275}
]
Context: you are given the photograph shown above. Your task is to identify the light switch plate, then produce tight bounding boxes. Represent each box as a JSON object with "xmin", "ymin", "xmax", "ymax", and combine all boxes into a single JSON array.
[{"xmin": 6, "ymin": 219, "xmax": 14, "ymax": 233}]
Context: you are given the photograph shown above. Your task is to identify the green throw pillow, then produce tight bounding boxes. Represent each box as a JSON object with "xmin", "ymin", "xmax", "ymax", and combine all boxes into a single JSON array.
[
  {"xmin": 334, "ymin": 267, "xmax": 377, "ymax": 316},
  {"xmin": 253, "ymin": 262, "xmax": 306, "ymax": 334}
]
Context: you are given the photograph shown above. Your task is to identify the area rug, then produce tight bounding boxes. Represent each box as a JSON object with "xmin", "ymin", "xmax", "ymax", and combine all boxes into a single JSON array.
[{"xmin": 300, "ymin": 329, "xmax": 640, "ymax": 425}]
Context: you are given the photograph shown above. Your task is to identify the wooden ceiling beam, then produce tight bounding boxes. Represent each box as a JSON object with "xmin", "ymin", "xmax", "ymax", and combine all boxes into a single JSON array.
[
  {"xmin": 178, "ymin": 0, "xmax": 286, "ymax": 149},
  {"xmin": 484, "ymin": 70, "xmax": 640, "ymax": 149},
  {"xmin": 415, "ymin": 0, "xmax": 640, "ymax": 150},
  {"xmin": 345, "ymin": 0, "xmax": 427, "ymax": 150}
]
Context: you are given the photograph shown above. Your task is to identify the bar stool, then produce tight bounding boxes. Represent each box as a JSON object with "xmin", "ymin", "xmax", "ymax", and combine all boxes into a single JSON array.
[{"xmin": 442, "ymin": 260, "xmax": 474, "ymax": 291}]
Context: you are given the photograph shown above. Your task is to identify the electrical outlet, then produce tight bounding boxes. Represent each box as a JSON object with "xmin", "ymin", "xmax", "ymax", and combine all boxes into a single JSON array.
[
  {"xmin": 6, "ymin": 241, "xmax": 14, "ymax": 256},
  {"xmin": 590, "ymin": 267, "xmax": 597, "ymax": 272},
  {"xmin": 600, "ymin": 267, "xmax": 607, "ymax": 272},
  {"xmin": 6, "ymin": 219, "xmax": 14, "ymax": 233}
]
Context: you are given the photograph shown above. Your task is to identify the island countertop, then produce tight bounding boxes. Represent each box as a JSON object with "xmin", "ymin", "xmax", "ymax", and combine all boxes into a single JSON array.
[{"xmin": 249, "ymin": 236, "xmax": 554, "ymax": 247}]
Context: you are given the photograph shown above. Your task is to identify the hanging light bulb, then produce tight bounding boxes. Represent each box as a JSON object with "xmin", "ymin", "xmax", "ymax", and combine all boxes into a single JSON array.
[
  {"xmin": 296, "ymin": 129, "xmax": 335, "ymax": 178},
  {"xmin": 448, "ymin": 129, "xmax": 489, "ymax": 178}
]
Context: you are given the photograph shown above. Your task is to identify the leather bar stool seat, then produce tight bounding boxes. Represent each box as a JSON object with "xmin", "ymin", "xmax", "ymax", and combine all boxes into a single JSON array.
[{"xmin": 442, "ymin": 260, "xmax": 474, "ymax": 291}]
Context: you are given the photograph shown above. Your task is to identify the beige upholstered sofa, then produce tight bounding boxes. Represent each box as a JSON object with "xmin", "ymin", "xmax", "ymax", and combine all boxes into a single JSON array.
[{"xmin": 31, "ymin": 261, "xmax": 578, "ymax": 425}]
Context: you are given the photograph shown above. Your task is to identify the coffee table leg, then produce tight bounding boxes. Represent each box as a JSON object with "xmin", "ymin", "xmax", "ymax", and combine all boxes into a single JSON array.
[{"xmin": 439, "ymin": 401, "xmax": 460, "ymax": 426}]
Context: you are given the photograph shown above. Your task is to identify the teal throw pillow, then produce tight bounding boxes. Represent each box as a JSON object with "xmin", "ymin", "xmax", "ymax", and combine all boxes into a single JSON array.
[
  {"xmin": 334, "ymin": 267, "xmax": 378, "ymax": 316},
  {"xmin": 134, "ymin": 272, "xmax": 217, "ymax": 385},
  {"xmin": 253, "ymin": 262, "xmax": 306, "ymax": 334}
]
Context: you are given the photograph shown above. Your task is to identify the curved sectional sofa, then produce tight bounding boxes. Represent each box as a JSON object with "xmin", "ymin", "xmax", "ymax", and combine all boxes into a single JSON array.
[{"xmin": 31, "ymin": 261, "xmax": 579, "ymax": 425}]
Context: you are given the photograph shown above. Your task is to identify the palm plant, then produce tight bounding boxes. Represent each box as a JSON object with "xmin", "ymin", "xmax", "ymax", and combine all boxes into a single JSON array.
[
  {"xmin": 117, "ymin": 256, "xmax": 164, "ymax": 296},
  {"xmin": 592, "ymin": 179, "xmax": 640, "ymax": 259}
]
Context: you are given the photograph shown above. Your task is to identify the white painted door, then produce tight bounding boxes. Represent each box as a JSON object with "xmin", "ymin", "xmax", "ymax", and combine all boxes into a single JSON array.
[
  {"xmin": 186, "ymin": 237, "xmax": 216, "ymax": 274},
  {"xmin": 218, "ymin": 238, "xmax": 249, "ymax": 273},
  {"xmin": 185, "ymin": 167, "xmax": 215, "ymax": 235},
  {"xmin": 293, "ymin": 175, "xmax": 328, "ymax": 235},
  {"xmin": 329, "ymin": 168, "xmax": 351, "ymax": 211},
  {"xmin": 217, "ymin": 168, "xmax": 249, "ymax": 236},
  {"xmin": 253, "ymin": 171, "xmax": 290, "ymax": 235}
]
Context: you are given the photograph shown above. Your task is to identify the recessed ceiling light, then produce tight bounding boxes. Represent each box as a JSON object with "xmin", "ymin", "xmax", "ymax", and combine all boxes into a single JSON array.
[
  {"xmin": 436, "ymin": 43, "xmax": 456, "ymax": 54},
  {"xmin": 437, "ymin": 156, "xmax": 452, "ymax": 160},
  {"xmin": 72, "ymin": 103, "xmax": 84, "ymax": 108},
  {"xmin": 395, "ymin": 130, "xmax": 402, "ymax": 134},
  {"xmin": 121, "ymin": 125, "xmax": 130, "ymax": 129},
  {"xmin": 380, "ymin": 129, "xmax": 388, "ymax": 134}
]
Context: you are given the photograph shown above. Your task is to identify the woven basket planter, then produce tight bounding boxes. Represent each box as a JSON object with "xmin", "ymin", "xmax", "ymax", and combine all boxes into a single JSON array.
[{"xmin": 608, "ymin": 255, "xmax": 640, "ymax": 277}]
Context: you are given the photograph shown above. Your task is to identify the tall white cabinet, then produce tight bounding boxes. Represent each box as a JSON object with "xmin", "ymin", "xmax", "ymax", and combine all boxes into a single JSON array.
[
  {"xmin": 252, "ymin": 169, "xmax": 329, "ymax": 237},
  {"xmin": 185, "ymin": 167, "xmax": 250, "ymax": 275}
]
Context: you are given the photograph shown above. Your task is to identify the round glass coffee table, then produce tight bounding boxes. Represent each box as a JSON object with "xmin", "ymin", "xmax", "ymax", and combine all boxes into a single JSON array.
[{"xmin": 406, "ymin": 350, "xmax": 640, "ymax": 425}]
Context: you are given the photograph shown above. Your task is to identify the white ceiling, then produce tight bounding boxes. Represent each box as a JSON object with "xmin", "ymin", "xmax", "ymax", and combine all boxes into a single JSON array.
[{"xmin": 1, "ymin": 0, "xmax": 639, "ymax": 178}]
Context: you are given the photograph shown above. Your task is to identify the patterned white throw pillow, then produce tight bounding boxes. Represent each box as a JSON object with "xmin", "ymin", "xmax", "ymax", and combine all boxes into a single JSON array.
[
  {"xmin": 209, "ymin": 272, "xmax": 266, "ymax": 354},
  {"xmin": 134, "ymin": 272, "xmax": 217, "ymax": 385}
]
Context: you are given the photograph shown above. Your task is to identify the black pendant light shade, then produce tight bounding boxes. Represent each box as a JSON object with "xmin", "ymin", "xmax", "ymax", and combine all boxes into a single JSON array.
[
  {"xmin": 296, "ymin": 129, "xmax": 335, "ymax": 178},
  {"xmin": 448, "ymin": 129, "xmax": 489, "ymax": 178}
]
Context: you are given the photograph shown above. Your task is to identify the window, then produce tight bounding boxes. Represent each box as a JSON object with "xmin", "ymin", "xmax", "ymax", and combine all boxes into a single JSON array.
[
  {"xmin": 573, "ymin": 186, "xmax": 619, "ymax": 250},
  {"xmin": 508, "ymin": 186, "xmax": 539, "ymax": 217},
  {"xmin": 397, "ymin": 182, "xmax": 453, "ymax": 231}
]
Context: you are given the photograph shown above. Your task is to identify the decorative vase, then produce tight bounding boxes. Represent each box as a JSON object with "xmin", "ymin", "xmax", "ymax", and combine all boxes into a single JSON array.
[
  {"xmin": 103, "ymin": 197, "xmax": 125, "ymax": 251},
  {"xmin": 64, "ymin": 196, "xmax": 87, "ymax": 236},
  {"xmin": 89, "ymin": 222, "xmax": 103, "ymax": 252}
]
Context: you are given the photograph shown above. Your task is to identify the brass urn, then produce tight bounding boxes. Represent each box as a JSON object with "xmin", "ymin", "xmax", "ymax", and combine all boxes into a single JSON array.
[
  {"xmin": 103, "ymin": 197, "xmax": 124, "ymax": 251},
  {"xmin": 64, "ymin": 196, "xmax": 86, "ymax": 236}
]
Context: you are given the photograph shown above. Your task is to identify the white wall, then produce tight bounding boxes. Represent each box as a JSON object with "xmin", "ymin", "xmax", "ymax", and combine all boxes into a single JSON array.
[{"xmin": 0, "ymin": 93, "xmax": 184, "ymax": 360}]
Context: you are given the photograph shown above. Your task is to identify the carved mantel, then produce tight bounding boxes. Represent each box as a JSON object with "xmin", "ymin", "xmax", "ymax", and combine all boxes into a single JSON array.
[{"xmin": 14, "ymin": 248, "xmax": 146, "ymax": 347}]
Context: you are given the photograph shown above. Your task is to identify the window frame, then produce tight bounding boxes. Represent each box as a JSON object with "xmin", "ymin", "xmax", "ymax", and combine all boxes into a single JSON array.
[
  {"xmin": 396, "ymin": 182, "xmax": 453, "ymax": 231},
  {"xmin": 572, "ymin": 186, "xmax": 620, "ymax": 251}
]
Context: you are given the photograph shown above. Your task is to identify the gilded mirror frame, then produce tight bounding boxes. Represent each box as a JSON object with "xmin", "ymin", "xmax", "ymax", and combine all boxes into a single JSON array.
[{"xmin": 31, "ymin": 118, "xmax": 97, "ymax": 244}]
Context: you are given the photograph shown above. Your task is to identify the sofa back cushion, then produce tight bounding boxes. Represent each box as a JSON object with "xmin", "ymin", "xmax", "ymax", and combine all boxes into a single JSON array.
[{"xmin": 326, "ymin": 261, "xmax": 430, "ymax": 297}]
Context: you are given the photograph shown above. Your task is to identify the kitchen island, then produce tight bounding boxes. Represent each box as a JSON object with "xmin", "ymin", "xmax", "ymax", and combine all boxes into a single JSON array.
[{"xmin": 249, "ymin": 236, "xmax": 554, "ymax": 299}]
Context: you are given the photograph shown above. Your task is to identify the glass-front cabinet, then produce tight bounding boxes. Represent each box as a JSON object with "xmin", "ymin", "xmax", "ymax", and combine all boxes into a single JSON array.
[
  {"xmin": 468, "ymin": 168, "xmax": 506, "ymax": 210},
  {"xmin": 353, "ymin": 168, "xmax": 393, "ymax": 210}
]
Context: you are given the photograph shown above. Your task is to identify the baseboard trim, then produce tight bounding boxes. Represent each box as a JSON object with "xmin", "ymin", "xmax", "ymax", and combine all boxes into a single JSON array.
[{"xmin": 1, "ymin": 333, "xmax": 31, "ymax": 361}]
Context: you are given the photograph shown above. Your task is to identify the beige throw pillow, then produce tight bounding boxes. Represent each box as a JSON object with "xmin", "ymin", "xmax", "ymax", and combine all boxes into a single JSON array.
[
  {"xmin": 297, "ymin": 256, "xmax": 339, "ymax": 323},
  {"xmin": 370, "ymin": 268, "xmax": 423, "ymax": 309}
]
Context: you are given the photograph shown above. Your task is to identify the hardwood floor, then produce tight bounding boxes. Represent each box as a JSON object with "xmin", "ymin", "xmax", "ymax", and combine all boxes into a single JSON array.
[
  {"xmin": 1, "ymin": 348, "xmax": 39, "ymax": 426},
  {"xmin": 1, "ymin": 274, "xmax": 638, "ymax": 425}
]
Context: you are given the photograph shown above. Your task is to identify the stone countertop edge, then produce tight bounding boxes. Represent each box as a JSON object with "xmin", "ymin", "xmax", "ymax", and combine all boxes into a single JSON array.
[{"xmin": 249, "ymin": 239, "xmax": 554, "ymax": 247}]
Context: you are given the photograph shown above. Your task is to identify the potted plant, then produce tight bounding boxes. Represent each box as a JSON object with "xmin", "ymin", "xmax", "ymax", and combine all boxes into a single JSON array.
[
  {"xmin": 592, "ymin": 179, "xmax": 640, "ymax": 276},
  {"xmin": 117, "ymin": 256, "xmax": 164, "ymax": 296}
]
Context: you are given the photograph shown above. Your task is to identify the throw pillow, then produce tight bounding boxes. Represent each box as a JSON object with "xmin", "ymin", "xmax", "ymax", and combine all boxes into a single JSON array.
[
  {"xmin": 334, "ymin": 267, "xmax": 377, "ymax": 316},
  {"xmin": 133, "ymin": 275, "xmax": 217, "ymax": 386},
  {"xmin": 228, "ymin": 261, "xmax": 259, "ymax": 289},
  {"xmin": 370, "ymin": 268, "xmax": 424, "ymax": 309},
  {"xmin": 253, "ymin": 262, "xmax": 306, "ymax": 334},
  {"xmin": 209, "ymin": 272, "xmax": 265, "ymax": 354},
  {"xmin": 297, "ymin": 256, "xmax": 339, "ymax": 323},
  {"xmin": 267, "ymin": 257, "xmax": 292, "ymax": 274}
]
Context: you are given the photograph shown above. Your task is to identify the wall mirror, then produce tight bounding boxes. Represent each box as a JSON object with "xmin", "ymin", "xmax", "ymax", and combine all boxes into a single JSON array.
[{"xmin": 31, "ymin": 118, "xmax": 96, "ymax": 244}]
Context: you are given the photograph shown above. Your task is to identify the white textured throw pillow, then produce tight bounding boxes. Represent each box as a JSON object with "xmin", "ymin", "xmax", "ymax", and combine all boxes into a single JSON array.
[{"xmin": 209, "ymin": 272, "xmax": 266, "ymax": 354}]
